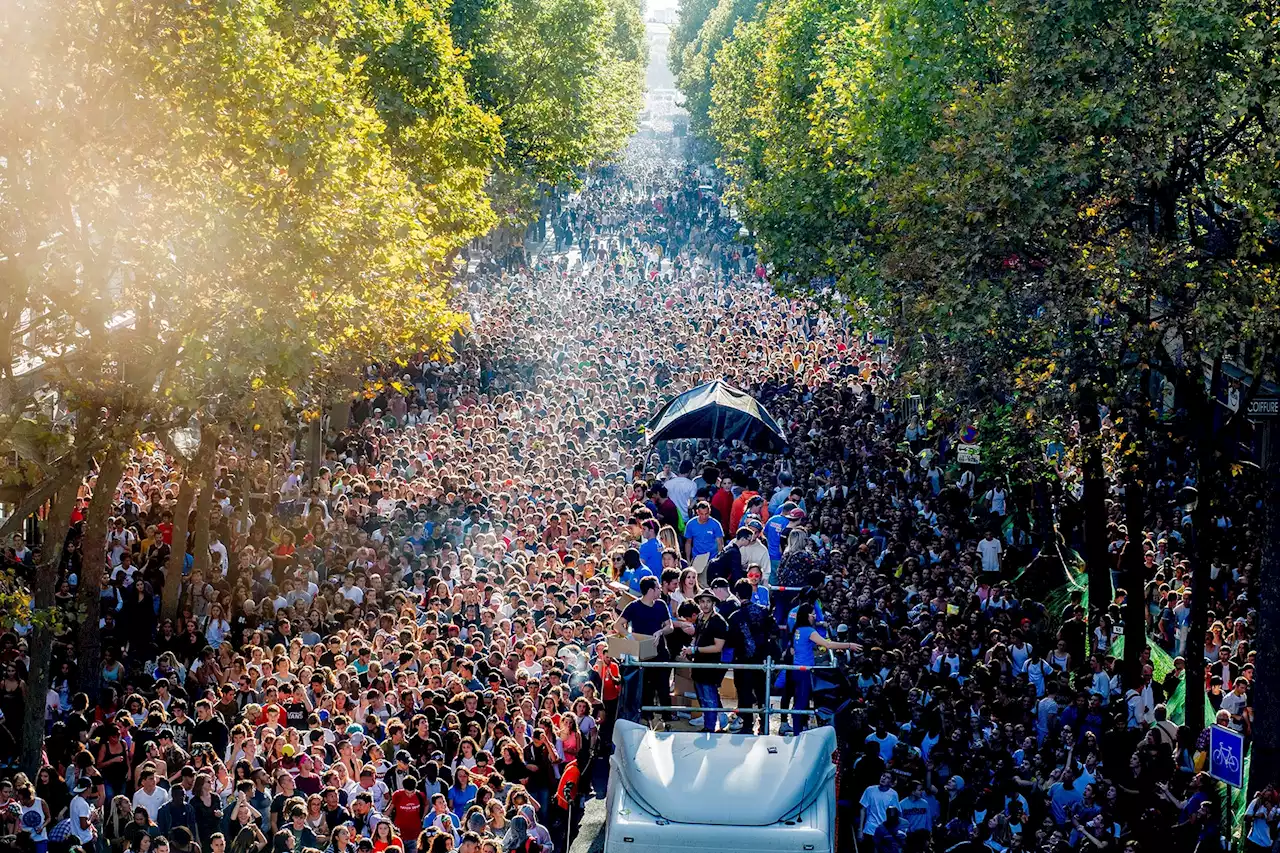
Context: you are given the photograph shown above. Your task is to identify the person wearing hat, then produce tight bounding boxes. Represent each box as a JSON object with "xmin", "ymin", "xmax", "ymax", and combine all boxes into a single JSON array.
[
  {"xmin": 705, "ymin": 527, "xmax": 753, "ymax": 585},
  {"xmin": 69, "ymin": 777, "xmax": 99, "ymax": 846},
  {"xmin": 680, "ymin": 589, "xmax": 729, "ymax": 733},
  {"xmin": 740, "ymin": 518, "xmax": 770, "ymax": 571},
  {"xmin": 709, "ymin": 577, "xmax": 738, "ymax": 621}
]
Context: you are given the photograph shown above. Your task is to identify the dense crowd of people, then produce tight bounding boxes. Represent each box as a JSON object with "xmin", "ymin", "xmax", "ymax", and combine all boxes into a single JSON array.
[{"xmin": 0, "ymin": 134, "xmax": 1261, "ymax": 853}]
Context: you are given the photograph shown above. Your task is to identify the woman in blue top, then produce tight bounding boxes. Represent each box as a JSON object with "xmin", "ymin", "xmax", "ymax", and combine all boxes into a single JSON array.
[
  {"xmin": 446, "ymin": 767, "xmax": 478, "ymax": 820},
  {"xmin": 790, "ymin": 603, "xmax": 860, "ymax": 732}
]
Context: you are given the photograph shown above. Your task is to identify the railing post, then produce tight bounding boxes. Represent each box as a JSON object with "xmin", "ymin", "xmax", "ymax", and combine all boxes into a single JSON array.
[{"xmin": 762, "ymin": 656, "xmax": 773, "ymax": 733}]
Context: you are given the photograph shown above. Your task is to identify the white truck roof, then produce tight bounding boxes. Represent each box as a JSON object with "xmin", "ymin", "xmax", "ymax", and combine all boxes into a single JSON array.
[{"xmin": 608, "ymin": 720, "xmax": 837, "ymax": 826}]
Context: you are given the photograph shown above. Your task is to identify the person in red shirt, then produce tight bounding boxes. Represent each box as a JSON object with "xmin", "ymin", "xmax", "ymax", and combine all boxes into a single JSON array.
[
  {"xmin": 729, "ymin": 477, "xmax": 762, "ymax": 534},
  {"xmin": 156, "ymin": 510, "xmax": 174, "ymax": 545},
  {"xmin": 596, "ymin": 642, "xmax": 621, "ymax": 749},
  {"xmin": 710, "ymin": 473, "xmax": 735, "ymax": 527},
  {"xmin": 389, "ymin": 775, "xmax": 428, "ymax": 853}
]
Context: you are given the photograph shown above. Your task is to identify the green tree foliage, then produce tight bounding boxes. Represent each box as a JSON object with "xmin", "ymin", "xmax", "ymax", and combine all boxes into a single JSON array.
[
  {"xmin": 0, "ymin": 0, "xmax": 645, "ymax": 771},
  {"xmin": 451, "ymin": 0, "xmax": 646, "ymax": 220},
  {"xmin": 708, "ymin": 0, "xmax": 1280, "ymax": 727},
  {"xmin": 669, "ymin": 0, "xmax": 719, "ymax": 78},
  {"xmin": 676, "ymin": 0, "xmax": 762, "ymax": 147}
]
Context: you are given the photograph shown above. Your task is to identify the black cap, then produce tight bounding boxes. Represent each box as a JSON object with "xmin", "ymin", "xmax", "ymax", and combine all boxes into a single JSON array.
[{"xmin": 710, "ymin": 578, "xmax": 730, "ymax": 590}]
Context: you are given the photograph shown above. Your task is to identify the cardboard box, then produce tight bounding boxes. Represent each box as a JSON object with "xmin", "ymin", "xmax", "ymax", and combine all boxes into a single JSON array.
[
  {"xmin": 692, "ymin": 553, "xmax": 710, "ymax": 586},
  {"xmin": 671, "ymin": 669, "xmax": 736, "ymax": 703},
  {"xmin": 672, "ymin": 674, "xmax": 696, "ymax": 707},
  {"xmin": 606, "ymin": 581, "xmax": 638, "ymax": 604},
  {"xmin": 720, "ymin": 671, "xmax": 737, "ymax": 702},
  {"xmin": 608, "ymin": 632, "xmax": 660, "ymax": 660}
]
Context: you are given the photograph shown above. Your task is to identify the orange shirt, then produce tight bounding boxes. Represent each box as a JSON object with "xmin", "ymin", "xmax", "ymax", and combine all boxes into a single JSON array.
[
  {"xmin": 598, "ymin": 660, "xmax": 621, "ymax": 701},
  {"xmin": 729, "ymin": 490, "xmax": 759, "ymax": 534}
]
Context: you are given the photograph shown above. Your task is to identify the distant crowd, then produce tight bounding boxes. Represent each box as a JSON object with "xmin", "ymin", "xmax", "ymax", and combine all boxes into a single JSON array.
[{"xmin": 0, "ymin": 135, "xmax": 1259, "ymax": 853}]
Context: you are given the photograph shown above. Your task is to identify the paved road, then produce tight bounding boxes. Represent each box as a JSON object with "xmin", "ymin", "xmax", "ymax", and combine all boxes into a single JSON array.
[{"xmin": 568, "ymin": 795, "xmax": 609, "ymax": 853}]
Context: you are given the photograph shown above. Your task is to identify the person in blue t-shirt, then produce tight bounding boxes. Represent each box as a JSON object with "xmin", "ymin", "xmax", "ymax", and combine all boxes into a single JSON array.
[
  {"xmin": 791, "ymin": 603, "xmax": 859, "ymax": 732},
  {"xmin": 638, "ymin": 519, "xmax": 664, "ymax": 577},
  {"xmin": 619, "ymin": 547, "xmax": 655, "ymax": 593},
  {"xmin": 614, "ymin": 576, "xmax": 677, "ymax": 726},
  {"xmin": 787, "ymin": 588, "xmax": 827, "ymax": 636},
  {"xmin": 746, "ymin": 564, "xmax": 770, "ymax": 607},
  {"xmin": 764, "ymin": 506, "xmax": 791, "ymax": 574},
  {"xmin": 683, "ymin": 501, "xmax": 724, "ymax": 561}
]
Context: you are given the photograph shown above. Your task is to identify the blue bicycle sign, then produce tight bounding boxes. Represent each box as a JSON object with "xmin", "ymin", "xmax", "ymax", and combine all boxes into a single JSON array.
[{"xmin": 1209, "ymin": 725, "xmax": 1245, "ymax": 788}]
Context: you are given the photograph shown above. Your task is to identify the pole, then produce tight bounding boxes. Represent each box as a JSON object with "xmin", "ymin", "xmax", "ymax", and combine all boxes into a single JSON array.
[
  {"xmin": 763, "ymin": 656, "xmax": 774, "ymax": 733},
  {"xmin": 566, "ymin": 792, "xmax": 574, "ymax": 853},
  {"xmin": 1251, "ymin": 419, "xmax": 1280, "ymax": 792}
]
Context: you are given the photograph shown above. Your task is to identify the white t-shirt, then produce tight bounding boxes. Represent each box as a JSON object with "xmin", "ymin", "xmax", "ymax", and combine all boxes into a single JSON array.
[
  {"xmin": 69, "ymin": 794, "xmax": 95, "ymax": 843},
  {"xmin": 978, "ymin": 538, "xmax": 1002, "ymax": 572},
  {"xmin": 664, "ymin": 476, "xmax": 698, "ymax": 520},
  {"xmin": 1247, "ymin": 801, "xmax": 1276, "ymax": 848},
  {"xmin": 859, "ymin": 785, "xmax": 900, "ymax": 836},
  {"xmin": 132, "ymin": 785, "xmax": 171, "ymax": 821},
  {"xmin": 107, "ymin": 528, "xmax": 136, "ymax": 566},
  {"xmin": 209, "ymin": 541, "xmax": 229, "ymax": 576},
  {"xmin": 865, "ymin": 732, "xmax": 899, "ymax": 761},
  {"xmin": 1221, "ymin": 690, "xmax": 1250, "ymax": 731},
  {"xmin": 1009, "ymin": 643, "xmax": 1032, "ymax": 674}
]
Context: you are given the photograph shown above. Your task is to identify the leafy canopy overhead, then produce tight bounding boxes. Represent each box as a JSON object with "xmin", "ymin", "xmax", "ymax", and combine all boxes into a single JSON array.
[{"xmin": 451, "ymin": 0, "xmax": 647, "ymax": 219}]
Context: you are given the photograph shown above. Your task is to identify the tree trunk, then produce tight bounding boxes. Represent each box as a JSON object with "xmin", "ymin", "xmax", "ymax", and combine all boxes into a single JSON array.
[
  {"xmin": 1250, "ymin": 420, "xmax": 1280, "ymax": 793},
  {"xmin": 75, "ymin": 446, "xmax": 127, "ymax": 698},
  {"xmin": 21, "ymin": 478, "xmax": 78, "ymax": 776},
  {"xmin": 1121, "ymin": 430, "xmax": 1148, "ymax": 687},
  {"xmin": 306, "ymin": 414, "xmax": 323, "ymax": 486},
  {"xmin": 162, "ymin": 429, "xmax": 217, "ymax": 619},
  {"xmin": 1079, "ymin": 391, "xmax": 1112, "ymax": 625},
  {"xmin": 1119, "ymin": 373, "xmax": 1150, "ymax": 687},
  {"xmin": 190, "ymin": 464, "xmax": 214, "ymax": 580},
  {"xmin": 162, "ymin": 469, "xmax": 196, "ymax": 620},
  {"xmin": 1183, "ymin": 440, "xmax": 1214, "ymax": 736}
]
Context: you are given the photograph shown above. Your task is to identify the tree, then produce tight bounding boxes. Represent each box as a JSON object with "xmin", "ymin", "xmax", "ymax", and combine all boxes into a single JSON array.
[
  {"xmin": 1, "ymin": 0, "xmax": 506, "ymax": 622},
  {"xmin": 75, "ymin": 436, "xmax": 130, "ymax": 698},
  {"xmin": 708, "ymin": 0, "xmax": 1280, "ymax": 734},
  {"xmin": 677, "ymin": 0, "xmax": 763, "ymax": 150},
  {"xmin": 450, "ymin": 0, "xmax": 647, "ymax": 220},
  {"xmin": 669, "ymin": 0, "xmax": 720, "ymax": 78}
]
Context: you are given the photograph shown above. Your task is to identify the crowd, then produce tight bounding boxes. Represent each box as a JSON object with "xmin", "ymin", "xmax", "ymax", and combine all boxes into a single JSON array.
[{"xmin": 0, "ymin": 133, "xmax": 1262, "ymax": 853}]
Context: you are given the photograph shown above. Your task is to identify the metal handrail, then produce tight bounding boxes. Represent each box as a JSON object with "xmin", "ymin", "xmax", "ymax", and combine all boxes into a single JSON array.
[
  {"xmin": 621, "ymin": 659, "xmax": 838, "ymax": 671},
  {"xmin": 620, "ymin": 655, "xmax": 841, "ymax": 727}
]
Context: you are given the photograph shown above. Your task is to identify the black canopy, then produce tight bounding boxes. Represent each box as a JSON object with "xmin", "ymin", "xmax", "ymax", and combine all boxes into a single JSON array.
[{"xmin": 644, "ymin": 379, "xmax": 788, "ymax": 453}]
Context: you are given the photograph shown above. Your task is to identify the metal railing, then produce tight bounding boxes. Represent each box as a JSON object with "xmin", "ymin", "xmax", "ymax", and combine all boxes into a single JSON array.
[{"xmin": 620, "ymin": 656, "xmax": 840, "ymax": 722}]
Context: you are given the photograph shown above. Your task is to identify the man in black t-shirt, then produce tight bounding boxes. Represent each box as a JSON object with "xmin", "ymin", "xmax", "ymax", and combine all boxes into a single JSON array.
[
  {"xmin": 614, "ymin": 577, "xmax": 676, "ymax": 727},
  {"xmin": 614, "ymin": 576, "xmax": 672, "ymax": 638},
  {"xmin": 283, "ymin": 685, "xmax": 308, "ymax": 728},
  {"xmin": 684, "ymin": 590, "xmax": 728, "ymax": 733}
]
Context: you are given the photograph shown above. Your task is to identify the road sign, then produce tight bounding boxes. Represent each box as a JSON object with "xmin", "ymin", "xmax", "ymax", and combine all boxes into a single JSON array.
[
  {"xmin": 1246, "ymin": 396, "xmax": 1280, "ymax": 419},
  {"xmin": 1209, "ymin": 725, "xmax": 1245, "ymax": 787},
  {"xmin": 957, "ymin": 445, "xmax": 981, "ymax": 465}
]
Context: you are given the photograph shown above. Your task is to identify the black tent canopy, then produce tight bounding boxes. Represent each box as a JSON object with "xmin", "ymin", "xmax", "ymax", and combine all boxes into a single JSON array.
[{"xmin": 644, "ymin": 379, "xmax": 788, "ymax": 453}]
